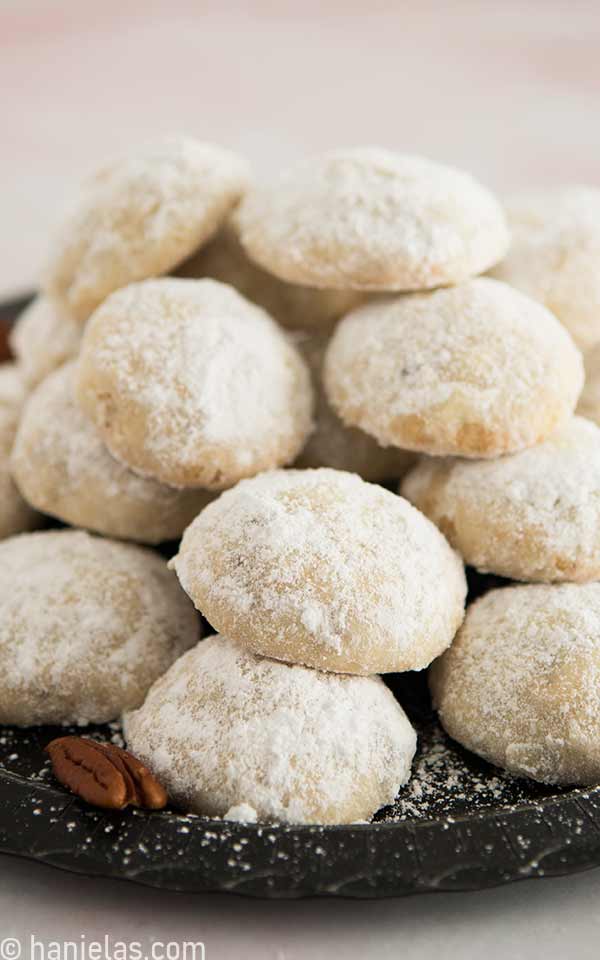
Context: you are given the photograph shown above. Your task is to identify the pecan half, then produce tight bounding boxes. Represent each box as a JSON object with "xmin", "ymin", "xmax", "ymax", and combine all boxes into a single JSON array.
[{"xmin": 46, "ymin": 736, "xmax": 168, "ymax": 811}]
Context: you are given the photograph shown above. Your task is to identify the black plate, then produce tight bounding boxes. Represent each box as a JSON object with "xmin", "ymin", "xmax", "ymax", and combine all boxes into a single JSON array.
[{"xmin": 1, "ymin": 296, "xmax": 599, "ymax": 899}]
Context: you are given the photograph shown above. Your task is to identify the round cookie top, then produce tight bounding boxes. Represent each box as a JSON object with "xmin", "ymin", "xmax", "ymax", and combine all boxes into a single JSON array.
[
  {"xmin": 170, "ymin": 468, "xmax": 467, "ymax": 675},
  {"xmin": 402, "ymin": 416, "xmax": 600, "ymax": 583},
  {"xmin": 430, "ymin": 583, "xmax": 600, "ymax": 785},
  {"xmin": 0, "ymin": 529, "xmax": 200, "ymax": 726},
  {"xmin": 324, "ymin": 277, "xmax": 583, "ymax": 458},
  {"xmin": 12, "ymin": 363, "xmax": 213, "ymax": 544},
  {"xmin": 177, "ymin": 222, "xmax": 366, "ymax": 331},
  {"xmin": 577, "ymin": 345, "xmax": 600, "ymax": 426},
  {"xmin": 124, "ymin": 634, "xmax": 416, "ymax": 824},
  {"xmin": 75, "ymin": 278, "xmax": 313, "ymax": 489},
  {"xmin": 9, "ymin": 296, "xmax": 82, "ymax": 389},
  {"xmin": 490, "ymin": 186, "xmax": 600, "ymax": 352},
  {"xmin": 237, "ymin": 148, "xmax": 509, "ymax": 291},
  {"xmin": 45, "ymin": 136, "xmax": 250, "ymax": 322},
  {"xmin": 294, "ymin": 332, "xmax": 416, "ymax": 481}
]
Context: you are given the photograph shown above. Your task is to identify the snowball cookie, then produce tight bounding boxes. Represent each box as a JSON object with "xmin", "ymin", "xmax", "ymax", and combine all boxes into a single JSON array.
[
  {"xmin": 402, "ymin": 417, "xmax": 600, "ymax": 583},
  {"xmin": 294, "ymin": 332, "xmax": 416, "ymax": 481},
  {"xmin": 325, "ymin": 278, "xmax": 583, "ymax": 459},
  {"xmin": 0, "ymin": 529, "xmax": 200, "ymax": 726},
  {"xmin": 490, "ymin": 187, "xmax": 600, "ymax": 352},
  {"xmin": 125, "ymin": 634, "xmax": 416, "ymax": 824},
  {"xmin": 75, "ymin": 278, "xmax": 313, "ymax": 489},
  {"xmin": 577, "ymin": 344, "xmax": 600, "ymax": 426},
  {"xmin": 0, "ymin": 363, "xmax": 27, "ymax": 410},
  {"xmin": 171, "ymin": 468, "xmax": 467, "ymax": 674},
  {"xmin": 9, "ymin": 296, "xmax": 81, "ymax": 388},
  {"xmin": 45, "ymin": 136, "xmax": 250, "ymax": 322},
  {"xmin": 176, "ymin": 221, "xmax": 366, "ymax": 331},
  {"xmin": 12, "ymin": 364, "xmax": 213, "ymax": 544},
  {"xmin": 0, "ymin": 365, "xmax": 38, "ymax": 539},
  {"xmin": 237, "ymin": 148, "xmax": 509, "ymax": 291},
  {"xmin": 430, "ymin": 583, "xmax": 600, "ymax": 785}
]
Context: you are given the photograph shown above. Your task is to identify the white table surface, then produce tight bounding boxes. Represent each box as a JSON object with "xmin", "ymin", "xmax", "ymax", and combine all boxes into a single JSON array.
[
  {"xmin": 1, "ymin": 855, "xmax": 600, "ymax": 959},
  {"xmin": 1, "ymin": 1, "xmax": 600, "ymax": 956}
]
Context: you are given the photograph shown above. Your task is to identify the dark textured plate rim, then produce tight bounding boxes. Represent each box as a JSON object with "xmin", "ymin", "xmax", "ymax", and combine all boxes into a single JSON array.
[
  {"xmin": 1, "ymin": 845, "xmax": 600, "ymax": 903},
  {"xmin": 2, "ymin": 768, "xmax": 600, "ymax": 899}
]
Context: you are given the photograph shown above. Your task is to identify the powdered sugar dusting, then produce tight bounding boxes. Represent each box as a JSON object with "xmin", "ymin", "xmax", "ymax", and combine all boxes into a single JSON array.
[
  {"xmin": 0, "ymin": 529, "xmax": 200, "ymax": 726},
  {"xmin": 389, "ymin": 722, "xmax": 532, "ymax": 821},
  {"xmin": 224, "ymin": 803, "xmax": 258, "ymax": 823},
  {"xmin": 12, "ymin": 363, "xmax": 213, "ymax": 543},
  {"xmin": 402, "ymin": 416, "xmax": 600, "ymax": 582},
  {"xmin": 124, "ymin": 635, "xmax": 416, "ymax": 825},
  {"xmin": 0, "ymin": 364, "xmax": 27, "ymax": 411},
  {"xmin": 293, "ymin": 331, "xmax": 416, "ymax": 480},
  {"xmin": 172, "ymin": 468, "xmax": 466, "ymax": 674},
  {"xmin": 324, "ymin": 277, "xmax": 583, "ymax": 456},
  {"xmin": 9, "ymin": 296, "xmax": 82, "ymax": 388},
  {"xmin": 490, "ymin": 186, "xmax": 600, "ymax": 351},
  {"xmin": 76, "ymin": 278, "xmax": 313, "ymax": 489},
  {"xmin": 177, "ymin": 221, "xmax": 366, "ymax": 331},
  {"xmin": 238, "ymin": 149, "xmax": 509, "ymax": 290},
  {"xmin": 45, "ymin": 135, "xmax": 250, "ymax": 322},
  {"xmin": 430, "ymin": 583, "xmax": 600, "ymax": 784}
]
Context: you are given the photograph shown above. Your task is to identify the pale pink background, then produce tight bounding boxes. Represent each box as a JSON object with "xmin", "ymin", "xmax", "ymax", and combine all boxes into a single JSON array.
[{"xmin": 2, "ymin": 0, "xmax": 600, "ymax": 297}]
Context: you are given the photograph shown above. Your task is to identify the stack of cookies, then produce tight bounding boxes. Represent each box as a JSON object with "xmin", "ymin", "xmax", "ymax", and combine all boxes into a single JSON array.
[{"xmin": 1, "ymin": 136, "xmax": 599, "ymax": 824}]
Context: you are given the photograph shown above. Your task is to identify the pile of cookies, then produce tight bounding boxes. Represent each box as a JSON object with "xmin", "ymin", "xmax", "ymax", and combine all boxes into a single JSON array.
[{"xmin": 1, "ymin": 135, "xmax": 600, "ymax": 825}]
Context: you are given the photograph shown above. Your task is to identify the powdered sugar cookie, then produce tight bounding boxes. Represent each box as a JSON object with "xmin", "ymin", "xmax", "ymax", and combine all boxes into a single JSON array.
[
  {"xmin": 9, "ymin": 296, "xmax": 82, "ymax": 388},
  {"xmin": 237, "ymin": 149, "xmax": 509, "ymax": 291},
  {"xmin": 0, "ymin": 364, "xmax": 38, "ymax": 539},
  {"xmin": 75, "ymin": 278, "xmax": 313, "ymax": 489},
  {"xmin": 577, "ymin": 345, "xmax": 600, "ymax": 426},
  {"xmin": 294, "ymin": 332, "xmax": 416, "ymax": 481},
  {"xmin": 124, "ymin": 634, "xmax": 416, "ymax": 824},
  {"xmin": 45, "ymin": 136, "xmax": 250, "ymax": 322},
  {"xmin": 171, "ymin": 468, "xmax": 466, "ymax": 674},
  {"xmin": 12, "ymin": 364, "xmax": 213, "ymax": 544},
  {"xmin": 177, "ymin": 222, "xmax": 366, "ymax": 330},
  {"xmin": 402, "ymin": 417, "xmax": 600, "ymax": 583},
  {"xmin": 325, "ymin": 278, "xmax": 583, "ymax": 458},
  {"xmin": 0, "ymin": 363, "xmax": 27, "ymax": 410},
  {"xmin": 430, "ymin": 584, "xmax": 600, "ymax": 785},
  {"xmin": 0, "ymin": 529, "xmax": 200, "ymax": 726},
  {"xmin": 490, "ymin": 187, "xmax": 600, "ymax": 352}
]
